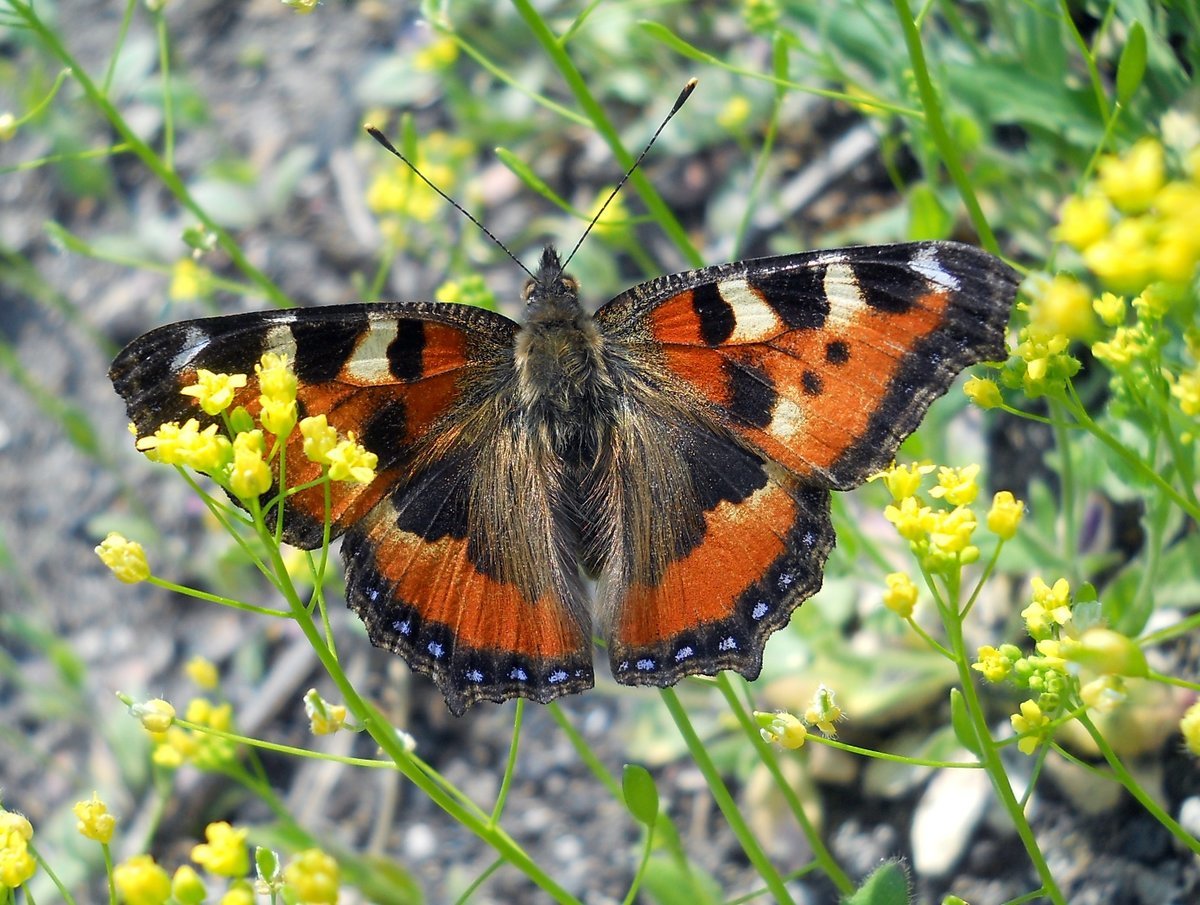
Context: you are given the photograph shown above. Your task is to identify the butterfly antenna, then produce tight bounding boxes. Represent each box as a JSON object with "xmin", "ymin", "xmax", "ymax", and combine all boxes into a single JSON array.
[
  {"xmin": 364, "ymin": 124, "xmax": 536, "ymax": 280},
  {"xmin": 561, "ymin": 78, "xmax": 698, "ymax": 270}
]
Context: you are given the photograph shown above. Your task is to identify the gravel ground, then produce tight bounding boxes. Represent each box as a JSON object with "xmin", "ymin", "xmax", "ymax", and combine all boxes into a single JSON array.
[{"xmin": 2, "ymin": 2, "xmax": 1199, "ymax": 904}]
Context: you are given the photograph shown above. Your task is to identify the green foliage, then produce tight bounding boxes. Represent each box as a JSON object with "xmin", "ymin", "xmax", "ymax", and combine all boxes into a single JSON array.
[{"xmin": 3, "ymin": 0, "xmax": 1200, "ymax": 903}]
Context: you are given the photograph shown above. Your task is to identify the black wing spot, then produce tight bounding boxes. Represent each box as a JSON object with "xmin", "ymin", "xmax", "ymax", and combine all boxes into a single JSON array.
[
  {"xmin": 725, "ymin": 360, "xmax": 776, "ymax": 429},
  {"xmin": 692, "ymin": 284, "xmax": 736, "ymax": 346},
  {"xmin": 825, "ymin": 340, "xmax": 850, "ymax": 365},
  {"xmin": 750, "ymin": 267, "xmax": 829, "ymax": 330},
  {"xmin": 360, "ymin": 398, "xmax": 408, "ymax": 468},
  {"xmin": 292, "ymin": 315, "xmax": 369, "ymax": 383},
  {"xmin": 802, "ymin": 370, "xmax": 824, "ymax": 396},
  {"xmin": 388, "ymin": 320, "xmax": 426, "ymax": 382}
]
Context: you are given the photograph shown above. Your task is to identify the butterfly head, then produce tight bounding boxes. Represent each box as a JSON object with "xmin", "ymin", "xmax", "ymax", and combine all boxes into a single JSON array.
[{"xmin": 522, "ymin": 245, "xmax": 583, "ymax": 325}]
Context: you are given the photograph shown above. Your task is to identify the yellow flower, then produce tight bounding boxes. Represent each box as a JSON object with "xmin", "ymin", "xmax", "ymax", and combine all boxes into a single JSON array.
[
  {"xmin": 0, "ymin": 810, "xmax": 36, "ymax": 890},
  {"xmin": 881, "ymin": 572, "xmax": 918, "ymax": 618},
  {"xmin": 0, "ymin": 112, "xmax": 16, "ymax": 142},
  {"xmin": 1180, "ymin": 701, "xmax": 1200, "ymax": 757},
  {"xmin": 1092, "ymin": 323, "xmax": 1151, "ymax": 368},
  {"xmin": 1092, "ymin": 292, "xmax": 1126, "ymax": 327},
  {"xmin": 927, "ymin": 506, "xmax": 977, "ymax": 555},
  {"xmin": 804, "ymin": 684, "xmax": 843, "ymax": 737},
  {"xmin": 229, "ymin": 429, "xmax": 272, "ymax": 499},
  {"xmin": 414, "ymin": 35, "xmax": 458, "ymax": 71},
  {"xmin": 986, "ymin": 490, "xmax": 1025, "ymax": 540},
  {"xmin": 326, "ymin": 434, "xmax": 378, "ymax": 484},
  {"xmin": 436, "ymin": 274, "xmax": 496, "ymax": 310},
  {"xmin": 583, "ymin": 187, "xmax": 632, "ymax": 242},
  {"xmin": 257, "ymin": 353, "xmax": 297, "ymax": 403},
  {"xmin": 963, "ymin": 375, "xmax": 1002, "ymax": 409},
  {"xmin": 367, "ymin": 160, "xmax": 455, "ymax": 223},
  {"xmin": 283, "ymin": 849, "xmax": 341, "ymax": 905},
  {"xmin": 1054, "ymin": 192, "xmax": 1111, "ymax": 250},
  {"xmin": 180, "ymin": 369, "xmax": 247, "ymax": 416},
  {"xmin": 884, "ymin": 496, "xmax": 933, "ymax": 542},
  {"xmin": 185, "ymin": 656, "xmax": 219, "ymax": 690},
  {"xmin": 191, "ymin": 822, "xmax": 250, "ymax": 878},
  {"xmin": 133, "ymin": 698, "xmax": 176, "ymax": 733},
  {"xmin": 928, "ymin": 464, "xmax": 980, "ymax": 507},
  {"xmin": 219, "ymin": 882, "xmax": 255, "ymax": 905},
  {"xmin": 300, "ymin": 415, "xmax": 338, "ymax": 465},
  {"xmin": 169, "ymin": 259, "xmax": 214, "ymax": 301},
  {"xmin": 259, "ymin": 397, "xmax": 297, "ymax": 438},
  {"xmin": 113, "ymin": 854, "xmax": 171, "ymax": 905},
  {"xmin": 1022, "ymin": 577, "xmax": 1072, "ymax": 638},
  {"xmin": 755, "ymin": 711, "xmax": 808, "ymax": 749},
  {"xmin": 1170, "ymin": 366, "xmax": 1200, "ymax": 417},
  {"xmin": 303, "ymin": 688, "xmax": 349, "ymax": 736},
  {"xmin": 1083, "ymin": 216, "xmax": 1156, "ymax": 292},
  {"xmin": 1028, "ymin": 274, "xmax": 1096, "ymax": 341},
  {"xmin": 718, "ymin": 95, "xmax": 752, "ymax": 131},
  {"xmin": 972, "ymin": 645, "xmax": 1012, "ymax": 682},
  {"xmin": 281, "ymin": 0, "xmax": 320, "ymax": 13},
  {"xmin": 1098, "ymin": 138, "xmax": 1165, "ymax": 214},
  {"xmin": 171, "ymin": 865, "xmax": 207, "ymax": 905},
  {"xmin": 870, "ymin": 460, "xmax": 934, "ymax": 501},
  {"xmin": 74, "ymin": 793, "xmax": 116, "ymax": 844},
  {"xmin": 95, "ymin": 532, "xmax": 151, "ymax": 583},
  {"xmin": 1010, "ymin": 700, "xmax": 1051, "ymax": 755},
  {"xmin": 136, "ymin": 419, "xmax": 233, "ymax": 472}
]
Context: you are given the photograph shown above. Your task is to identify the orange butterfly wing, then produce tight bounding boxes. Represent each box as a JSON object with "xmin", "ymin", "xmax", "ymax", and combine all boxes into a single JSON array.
[{"xmin": 594, "ymin": 241, "xmax": 1017, "ymax": 683}]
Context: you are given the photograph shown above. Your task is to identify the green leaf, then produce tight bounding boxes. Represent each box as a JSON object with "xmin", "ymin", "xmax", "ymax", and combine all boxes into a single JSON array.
[
  {"xmin": 494, "ymin": 147, "xmax": 573, "ymax": 213},
  {"xmin": 949, "ymin": 688, "xmax": 980, "ymax": 755},
  {"xmin": 841, "ymin": 860, "xmax": 911, "ymax": 905},
  {"xmin": 641, "ymin": 854, "xmax": 721, "ymax": 905},
  {"xmin": 1116, "ymin": 21, "xmax": 1147, "ymax": 107},
  {"xmin": 623, "ymin": 763, "xmax": 659, "ymax": 826},
  {"xmin": 906, "ymin": 183, "xmax": 953, "ymax": 240}
]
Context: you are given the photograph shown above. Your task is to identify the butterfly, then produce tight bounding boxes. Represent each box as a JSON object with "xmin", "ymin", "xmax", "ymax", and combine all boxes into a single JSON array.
[{"xmin": 111, "ymin": 240, "xmax": 1017, "ymax": 715}]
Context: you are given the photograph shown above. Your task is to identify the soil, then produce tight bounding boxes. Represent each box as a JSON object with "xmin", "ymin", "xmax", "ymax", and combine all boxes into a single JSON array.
[{"xmin": 1, "ymin": 2, "xmax": 1197, "ymax": 904}]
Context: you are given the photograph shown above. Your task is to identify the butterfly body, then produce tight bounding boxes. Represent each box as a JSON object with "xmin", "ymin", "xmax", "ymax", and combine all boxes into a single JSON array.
[{"xmin": 112, "ymin": 240, "xmax": 1018, "ymax": 715}]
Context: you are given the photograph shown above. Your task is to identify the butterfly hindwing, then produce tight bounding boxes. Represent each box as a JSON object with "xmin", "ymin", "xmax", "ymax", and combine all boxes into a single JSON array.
[{"xmin": 597, "ymin": 241, "xmax": 1018, "ymax": 489}]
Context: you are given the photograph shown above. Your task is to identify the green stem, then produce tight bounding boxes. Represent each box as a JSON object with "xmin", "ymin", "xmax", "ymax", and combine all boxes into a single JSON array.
[
  {"xmin": 491, "ymin": 700, "xmax": 524, "ymax": 825},
  {"xmin": 941, "ymin": 608, "xmax": 1066, "ymax": 902},
  {"xmin": 1048, "ymin": 400, "xmax": 1079, "ymax": 585},
  {"xmin": 660, "ymin": 687, "xmax": 797, "ymax": 904},
  {"xmin": 717, "ymin": 676, "xmax": 855, "ymax": 893},
  {"xmin": 254, "ymin": 539, "xmax": 582, "ymax": 903},
  {"xmin": 11, "ymin": 0, "xmax": 293, "ymax": 309},
  {"xmin": 509, "ymin": 0, "xmax": 702, "ymax": 268},
  {"xmin": 1076, "ymin": 711, "xmax": 1200, "ymax": 855},
  {"xmin": 891, "ymin": 0, "xmax": 999, "ymax": 255}
]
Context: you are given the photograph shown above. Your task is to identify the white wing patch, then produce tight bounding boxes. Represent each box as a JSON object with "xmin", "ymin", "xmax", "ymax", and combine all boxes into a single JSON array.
[
  {"xmin": 823, "ymin": 263, "xmax": 868, "ymax": 331},
  {"xmin": 767, "ymin": 396, "xmax": 806, "ymax": 443},
  {"xmin": 720, "ymin": 279, "xmax": 784, "ymax": 343},
  {"xmin": 344, "ymin": 318, "xmax": 399, "ymax": 384},
  {"xmin": 264, "ymin": 323, "xmax": 299, "ymax": 363},
  {"xmin": 911, "ymin": 245, "xmax": 961, "ymax": 291}
]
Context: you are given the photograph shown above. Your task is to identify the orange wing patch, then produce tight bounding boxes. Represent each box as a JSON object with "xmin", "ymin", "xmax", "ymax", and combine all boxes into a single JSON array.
[
  {"xmin": 344, "ymin": 497, "xmax": 593, "ymax": 716},
  {"xmin": 609, "ymin": 477, "xmax": 833, "ymax": 687}
]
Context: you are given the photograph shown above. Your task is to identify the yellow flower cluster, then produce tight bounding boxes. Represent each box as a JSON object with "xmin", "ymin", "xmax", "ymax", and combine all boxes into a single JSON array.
[
  {"xmin": 283, "ymin": 848, "xmax": 341, "ymax": 904},
  {"xmin": 114, "ymin": 853, "xmax": 171, "ymax": 905},
  {"xmin": 1058, "ymin": 137, "xmax": 1200, "ymax": 292},
  {"xmin": 754, "ymin": 685, "xmax": 845, "ymax": 748},
  {"xmin": 127, "ymin": 354, "xmax": 377, "ymax": 517},
  {"xmin": 169, "ymin": 258, "xmax": 215, "ymax": 302},
  {"xmin": 74, "ymin": 793, "xmax": 116, "ymax": 844},
  {"xmin": 874, "ymin": 461, "xmax": 1024, "ymax": 577},
  {"xmin": 303, "ymin": 688, "xmax": 349, "ymax": 736},
  {"xmin": 367, "ymin": 133, "xmax": 469, "ymax": 225},
  {"xmin": 191, "ymin": 821, "xmax": 249, "ymax": 878},
  {"xmin": 149, "ymin": 697, "xmax": 236, "ymax": 770},
  {"xmin": 95, "ymin": 532, "xmax": 152, "ymax": 583},
  {"xmin": 436, "ymin": 273, "xmax": 498, "ymax": 310},
  {"xmin": 0, "ymin": 809, "xmax": 36, "ymax": 890}
]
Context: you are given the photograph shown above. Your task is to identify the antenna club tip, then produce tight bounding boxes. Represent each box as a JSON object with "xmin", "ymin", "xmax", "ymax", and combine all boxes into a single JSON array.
[
  {"xmin": 363, "ymin": 122, "xmax": 377, "ymax": 131},
  {"xmin": 684, "ymin": 77, "xmax": 698, "ymax": 90}
]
